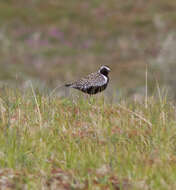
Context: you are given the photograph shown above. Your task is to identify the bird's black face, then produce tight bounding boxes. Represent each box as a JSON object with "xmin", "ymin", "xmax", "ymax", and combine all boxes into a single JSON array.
[{"xmin": 99, "ymin": 66, "xmax": 111, "ymax": 77}]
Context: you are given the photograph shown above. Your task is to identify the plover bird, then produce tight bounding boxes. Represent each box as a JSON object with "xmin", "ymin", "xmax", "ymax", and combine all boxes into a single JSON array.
[{"xmin": 65, "ymin": 65, "xmax": 111, "ymax": 95}]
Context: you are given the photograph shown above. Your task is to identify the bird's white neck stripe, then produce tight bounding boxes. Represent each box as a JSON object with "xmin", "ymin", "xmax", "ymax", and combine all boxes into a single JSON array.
[{"xmin": 102, "ymin": 75, "xmax": 108, "ymax": 83}]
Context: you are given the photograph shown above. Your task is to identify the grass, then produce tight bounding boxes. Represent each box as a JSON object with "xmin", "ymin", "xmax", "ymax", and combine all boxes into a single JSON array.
[
  {"xmin": 0, "ymin": 87, "xmax": 175, "ymax": 189},
  {"xmin": 0, "ymin": 1, "xmax": 176, "ymax": 188}
]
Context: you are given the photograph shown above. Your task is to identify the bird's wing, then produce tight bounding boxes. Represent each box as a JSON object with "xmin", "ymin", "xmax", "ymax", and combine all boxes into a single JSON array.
[{"xmin": 72, "ymin": 73, "xmax": 106, "ymax": 90}]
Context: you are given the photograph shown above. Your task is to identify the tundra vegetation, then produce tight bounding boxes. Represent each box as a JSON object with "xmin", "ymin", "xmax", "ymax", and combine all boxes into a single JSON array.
[
  {"xmin": 0, "ymin": 88, "xmax": 175, "ymax": 189},
  {"xmin": 0, "ymin": 0, "xmax": 176, "ymax": 189}
]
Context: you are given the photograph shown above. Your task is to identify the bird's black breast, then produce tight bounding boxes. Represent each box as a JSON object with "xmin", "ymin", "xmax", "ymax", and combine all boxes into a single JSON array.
[{"xmin": 83, "ymin": 83, "xmax": 108, "ymax": 95}]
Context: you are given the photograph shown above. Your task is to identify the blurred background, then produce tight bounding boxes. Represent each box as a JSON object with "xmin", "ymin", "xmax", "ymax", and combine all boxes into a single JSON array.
[{"xmin": 1, "ymin": 0, "xmax": 176, "ymax": 99}]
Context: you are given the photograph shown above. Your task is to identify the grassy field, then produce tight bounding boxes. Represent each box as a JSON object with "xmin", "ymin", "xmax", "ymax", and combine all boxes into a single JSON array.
[
  {"xmin": 0, "ymin": 1, "xmax": 176, "ymax": 189},
  {"xmin": 0, "ymin": 87, "xmax": 175, "ymax": 189}
]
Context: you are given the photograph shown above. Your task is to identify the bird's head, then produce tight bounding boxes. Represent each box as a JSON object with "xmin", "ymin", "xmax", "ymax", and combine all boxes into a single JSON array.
[{"xmin": 98, "ymin": 65, "xmax": 111, "ymax": 77}]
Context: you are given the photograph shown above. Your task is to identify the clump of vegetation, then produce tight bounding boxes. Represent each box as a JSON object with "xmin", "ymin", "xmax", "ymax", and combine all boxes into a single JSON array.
[{"xmin": 0, "ymin": 87, "xmax": 175, "ymax": 189}]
